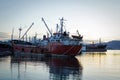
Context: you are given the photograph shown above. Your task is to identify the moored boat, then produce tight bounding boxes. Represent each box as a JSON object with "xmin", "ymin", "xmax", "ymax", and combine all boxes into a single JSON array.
[
  {"xmin": 12, "ymin": 18, "xmax": 83, "ymax": 57},
  {"xmin": 11, "ymin": 40, "xmax": 49, "ymax": 54},
  {"xmin": 86, "ymin": 43, "xmax": 107, "ymax": 52},
  {"xmin": 40, "ymin": 17, "xmax": 83, "ymax": 56},
  {"xmin": 0, "ymin": 41, "xmax": 12, "ymax": 56}
]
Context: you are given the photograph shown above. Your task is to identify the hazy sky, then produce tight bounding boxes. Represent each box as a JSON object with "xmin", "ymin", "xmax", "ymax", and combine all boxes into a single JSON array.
[{"xmin": 0, "ymin": 0, "xmax": 120, "ymax": 41}]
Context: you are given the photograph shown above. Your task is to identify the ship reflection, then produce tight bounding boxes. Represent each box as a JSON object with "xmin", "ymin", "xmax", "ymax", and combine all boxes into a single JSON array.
[
  {"xmin": 47, "ymin": 57, "xmax": 83, "ymax": 80},
  {"xmin": 10, "ymin": 54, "xmax": 83, "ymax": 80}
]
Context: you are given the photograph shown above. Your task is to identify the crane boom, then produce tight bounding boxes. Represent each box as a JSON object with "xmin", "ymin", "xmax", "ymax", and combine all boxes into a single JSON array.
[
  {"xmin": 41, "ymin": 18, "xmax": 52, "ymax": 36},
  {"xmin": 21, "ymin": 22, "xmax": 34, "ymax": 39}
]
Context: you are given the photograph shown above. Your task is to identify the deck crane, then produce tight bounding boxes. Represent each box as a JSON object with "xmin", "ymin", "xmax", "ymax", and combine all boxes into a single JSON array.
[
  {"xmin": 21, "ymin": 22, "xmax": 34, "ymax": 40},
  {"xmin": 41, "ymin": 18, "xmax": 52, "ymax": 36}
]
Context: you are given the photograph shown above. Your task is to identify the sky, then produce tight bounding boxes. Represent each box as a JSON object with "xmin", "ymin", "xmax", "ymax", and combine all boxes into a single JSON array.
[{"xmin": 0, "ymin": 0, "xmax": 120, "ymax": 42}]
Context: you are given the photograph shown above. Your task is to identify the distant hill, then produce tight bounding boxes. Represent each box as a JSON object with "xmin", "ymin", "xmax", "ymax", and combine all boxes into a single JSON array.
[{"xmin": 107, "ymin": 40, "xmax": 120, "ymax": 50}]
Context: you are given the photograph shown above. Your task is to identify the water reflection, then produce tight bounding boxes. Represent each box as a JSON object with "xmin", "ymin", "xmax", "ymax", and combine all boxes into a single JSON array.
[
  {"xmin": 1, "ymin": 50, "xmax": 120, "ymax": 80},
  {"xmin": 77, "ymin": 51, "xmax": 120, "ymax": 80},
  {"xmin": 81, "ymin": 52, "xmax": 107, "ymax": 66},
  {"xmin": 10, "ymin": 55, "xmax": 50, "ymax": 80},
  {"xmin": 10, "ymin": 54, "xmax": 83, "ymax": 80},
  {"xmin": 86, "ymin": 52, "xmax": 107, "ymax": 59},
  {"xmin": 47, "ymin": 57, "xmax": 83, "ymax": 80}
]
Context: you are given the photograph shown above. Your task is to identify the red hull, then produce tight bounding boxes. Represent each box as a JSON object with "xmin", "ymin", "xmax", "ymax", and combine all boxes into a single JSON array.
[
  {"xmin": 13, "ymin": 43, "xmax": 82, "ymax": 56},
  {"xmin": 47, "ymin": 42, "xmax": 82, "ymax": 56},
  {"xmin": 13, "ymin": 44, "xmax": 49, "ymax": 53}
]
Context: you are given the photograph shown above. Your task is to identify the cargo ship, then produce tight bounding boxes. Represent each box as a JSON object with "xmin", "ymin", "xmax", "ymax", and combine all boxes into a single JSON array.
[{"xmin": 12, "ymin": 18, "xmax": 83, "ymax": 57}]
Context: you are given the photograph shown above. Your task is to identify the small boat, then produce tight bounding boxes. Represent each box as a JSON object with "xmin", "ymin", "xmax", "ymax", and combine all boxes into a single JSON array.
[{"xmin": 12, "ymin": 18, "xmax": 83, "ymax": 57}]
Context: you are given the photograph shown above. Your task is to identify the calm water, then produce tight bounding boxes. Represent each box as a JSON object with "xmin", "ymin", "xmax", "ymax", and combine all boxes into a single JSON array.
[{"xmin": 0, "ymin": 50, "xmax": 120, "ymax": 80}]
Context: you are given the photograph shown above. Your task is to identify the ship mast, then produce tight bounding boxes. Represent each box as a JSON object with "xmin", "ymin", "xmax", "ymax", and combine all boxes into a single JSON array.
[
  {"xmin": 18, "ymin": 27, "xmax": 22, "ymax": 39},
  {"xmin": 60, "ymin": 17, "xmax": 64, "ymax": 33},
  {"xmin": 56, "ymin": 24, "xmax": 59, "ymax": 33},
  {"xmin": 11, "ymin": 27, "xmax": 14, "ymax": 40}
]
